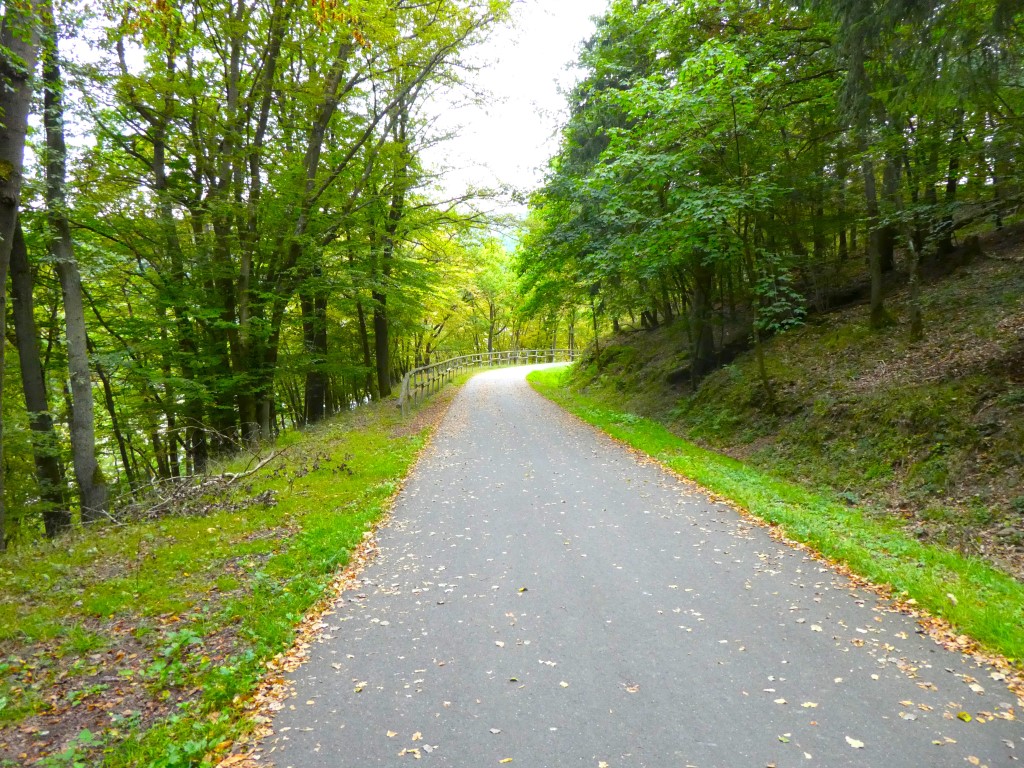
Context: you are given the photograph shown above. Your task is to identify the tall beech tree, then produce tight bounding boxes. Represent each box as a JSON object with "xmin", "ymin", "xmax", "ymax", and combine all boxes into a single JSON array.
[
  {"xmin": 0, "ymin": 0, "xmax": 41, "ymax": 549},
  {"xmin": 43, "ymin": 0, "xmax": 110, "ymax": 521}
]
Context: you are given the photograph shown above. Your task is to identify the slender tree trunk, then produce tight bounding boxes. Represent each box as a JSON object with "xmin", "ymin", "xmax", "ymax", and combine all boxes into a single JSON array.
[
  {"xmin": 837, "ymin": 154, "xmax": 850, "ymax": 262},
  {"xmin": 0, "ymin": 0, "xmax": 41, "ymax": 549},
  {"xmin": 301, "ymin": 271, "xmax": 328, "ymax": 424},
  {"xmin": 373, "ymin": 291, "xmax": 391, "ymax": 397},
  {"xmin": 857, "ymin": 132, "xmax": 891, "ymax": 329},
  {"xmin": 879, "ymin": 154, "xmax": 900, "ymax": 273},
  {"xmin": 355, "ymin": 299, "xmax": 378, "ymax": 401},
  {"xmin": 371, "ymin": 103, "xmax": 412, "ymax": 399},
  {"xmin": 660, "ymin": 277, "xmax": 674, "ymax": 324},
  {"xmin": 94, "ymin": 356, "xmax": 136, "ymax": 491},
  {"xmin": 487, "ymin": 303, "xmax": 497, "ymax": 353},
  {"xmin": 10, "ymin": 220, "xmax": 70, "ymax": 537},
  {"xmin": 689, "ymin": 258, "xmax": 716, "ymax": 382},
  {"xmin": 42, "ymin": 10, "xmax": 110, "ymax": 522},
  {"xmin": 895, "ymin": 169, "xmax": 925, "ymax": 343},
  {"xmin": 158, "ymin": 322, "xmax": 181, "ymax": 478}
]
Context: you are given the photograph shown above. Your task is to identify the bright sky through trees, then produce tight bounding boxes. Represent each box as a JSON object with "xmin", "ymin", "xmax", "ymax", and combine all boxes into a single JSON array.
[{"xmin": 422, "ymin": 0, "xmax": 609, "ymax": 214}]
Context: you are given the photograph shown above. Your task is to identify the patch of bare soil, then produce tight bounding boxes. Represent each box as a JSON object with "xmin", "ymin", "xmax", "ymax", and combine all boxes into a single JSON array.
[{"xmin": 0, "ymin": 615, "xmax": 241, "ymax": 765}]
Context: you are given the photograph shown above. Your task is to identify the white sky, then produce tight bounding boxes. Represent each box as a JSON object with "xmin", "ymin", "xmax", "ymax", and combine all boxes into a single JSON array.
[{"xmin": 421, "ymin": 0, "xmax": 610, "ymax": 218}]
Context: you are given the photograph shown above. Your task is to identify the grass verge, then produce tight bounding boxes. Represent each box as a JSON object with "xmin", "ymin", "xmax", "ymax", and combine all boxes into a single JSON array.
[
  {"xmin": 0, "ymin": 392, "xmax": 452, "ymax": 767},
  {"xmin": 528, "ymin": 365, "xmax": 1024, "ymax": 664}
]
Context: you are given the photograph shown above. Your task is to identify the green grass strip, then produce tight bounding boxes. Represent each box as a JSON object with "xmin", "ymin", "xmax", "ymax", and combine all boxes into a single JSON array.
[
  {"xmin": 1, "ymin": 395, "xmax": 444, "ymax": 767},
  {"xmin": 529, "ymin": 365, "xmax": 1024, "ymax": 663}
]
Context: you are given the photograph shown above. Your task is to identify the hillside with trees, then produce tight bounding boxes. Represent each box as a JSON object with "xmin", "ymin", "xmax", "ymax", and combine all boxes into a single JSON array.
[{"xmin": 516, "ymin": 0, "xmax": 1024, "ymax": 571}]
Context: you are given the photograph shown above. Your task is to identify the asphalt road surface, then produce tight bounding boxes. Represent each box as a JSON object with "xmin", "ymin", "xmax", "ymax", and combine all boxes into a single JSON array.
[{"xmin": 261, "ymin": 365, "xmax": 1021, "ymax": 768}]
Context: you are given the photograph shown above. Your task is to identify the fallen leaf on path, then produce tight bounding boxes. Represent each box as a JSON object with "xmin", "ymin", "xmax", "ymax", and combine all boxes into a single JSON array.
[
  {"xmin": 412, "ymin": 732, "xmax": 422, "ymax": 741},
  {"xmin": 500, "ymin": 759, "xmax": 513, "ymax": 764},
  {"xmin": 957, "ymin": 711, "xmax": 973, "ymax": 722},
  {"xmin": 560, "ymin": 681, "xmax": 569, "ymax": 688},
  {"xmin": 387, "ymin": 731, "xmax": 397, "ymax": 738},
  {"xmin": 801, "ymin": 702, "xmax": 818, "ymax": 708},
  {"xmin": 845, "ymin": 736, "xmax": 864, "ymax": 749}
]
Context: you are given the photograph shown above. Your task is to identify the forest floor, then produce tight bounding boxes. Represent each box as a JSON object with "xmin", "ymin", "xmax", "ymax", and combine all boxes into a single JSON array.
[
  {"xmin": 0, "ymin": 389, "xmax": 457, "ymax": 767},
  {"xmin": 564, "ymin": 228, "xmax": 1024, "ymax": 583}
]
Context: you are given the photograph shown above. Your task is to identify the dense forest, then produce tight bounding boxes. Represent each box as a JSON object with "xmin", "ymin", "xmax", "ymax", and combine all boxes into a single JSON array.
[
  {"xmin": 3, "ymin": 0, "xmax": 1024, "ymax": 550},
  {"xmin": 0, "ymin": 0, "xmax": 582, "ymax": 548},
  {"xmin": 519, "ymin": 0, "xmax": 1024, "ymax": 391}
]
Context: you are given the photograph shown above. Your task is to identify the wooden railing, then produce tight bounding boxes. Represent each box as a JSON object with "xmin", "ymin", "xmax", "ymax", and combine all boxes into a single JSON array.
[{"xmin": 399, "ymin": 348, "xmax": 577, "ymax": 415}]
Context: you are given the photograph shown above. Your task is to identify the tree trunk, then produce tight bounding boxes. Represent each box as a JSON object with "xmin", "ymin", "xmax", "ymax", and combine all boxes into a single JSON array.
[
  {"xmin": 0, "ymin": 0, "xmax": 42, "ymax": 549},
  {"xmin": 42, "ymin": 9, "xmax": 110, "ymax": 522},
  {"xmin": 356, "ymin": 299, "xmax": 378, "ymax": 401},
  {"xmin": 837, "ymin": 154, "xmax": 849, "ymax": 262},
  {"xmin": 94, "ymin": 355, "xmax": 136, "ymax": 491},
  {"xmin": 689, "ymin": 258, "xmax": 716, "ymax": 382},
  {"xmin": 301, "ymin": 272, "xmax": 328, "ymax": 424},
  {"xmin": 371, "ymin": 102, "xmax": 412, "ymax": 399},
  {"xmin": 879, "ymin": 154, "xmax": 901, "ymax": 273},
  {"xmin": 858, "ymin": 136, "xmax": 891, "ymax": 329},
  {"xmin": 373, "ymin": 290, "xmax": 391, "ymax": 397},
  {"xmin": 10, "ymin": 220, "xmax": 70, "ymax": 537}
]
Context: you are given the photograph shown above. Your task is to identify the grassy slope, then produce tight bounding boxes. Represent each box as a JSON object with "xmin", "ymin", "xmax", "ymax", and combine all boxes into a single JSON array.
[
  {"xmin": 528, "ymin": 365, "xmax": 1024, "ymax": 665},
  {"xmin": 0, "ymin": 395, "xmax": 447, "ymax": 767},
  {"xmin": 566, "ymin": 253, "xmax": 1024, "ymax": 577}
]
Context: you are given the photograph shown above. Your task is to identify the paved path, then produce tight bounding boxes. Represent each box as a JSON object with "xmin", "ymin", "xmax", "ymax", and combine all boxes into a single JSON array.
[{"xmin": 262, "ymin": 366, "xmax": 1021, "ymax": 767}]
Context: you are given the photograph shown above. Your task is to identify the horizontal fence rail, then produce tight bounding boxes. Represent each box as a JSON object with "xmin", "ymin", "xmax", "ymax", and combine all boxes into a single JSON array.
[{"xmin": 399, "ymin": 349, "xmax": 578, "ymax": 415}]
